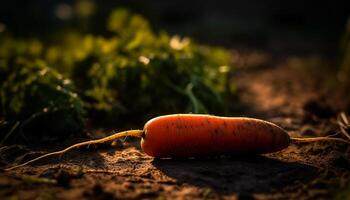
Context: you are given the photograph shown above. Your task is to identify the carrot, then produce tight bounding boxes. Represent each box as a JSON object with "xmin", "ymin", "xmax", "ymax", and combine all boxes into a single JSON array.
[
  {"xmin": 5, "ymin": 114, "xmax": 350, "ymax": 171},
  {"xmin": 141, "ymin": 114, "xmax": 290, "ymax": 157}
]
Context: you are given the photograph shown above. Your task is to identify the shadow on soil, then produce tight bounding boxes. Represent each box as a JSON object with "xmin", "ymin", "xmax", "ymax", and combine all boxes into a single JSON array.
[{"xmin": 152, "ymin": 155, "xmax": 318, "ymax": 195}]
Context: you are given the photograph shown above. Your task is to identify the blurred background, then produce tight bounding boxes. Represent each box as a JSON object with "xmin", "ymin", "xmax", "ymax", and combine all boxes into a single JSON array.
[{"xmin": 1, "ymin": 0, "xmax": 349, "ymax": 54}]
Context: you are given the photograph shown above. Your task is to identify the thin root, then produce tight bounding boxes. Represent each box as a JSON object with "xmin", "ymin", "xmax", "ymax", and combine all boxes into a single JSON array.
[
  {"xmin": 4, "ymin": 130, "xmax": 144, "ymax": 171},
  {"xmin": 291, "ymin": 136, "xmax": 350, "ymax": 144},
  {"xmin": 292, "ymin": 113, "xmax": 350, "ymax": 145}
]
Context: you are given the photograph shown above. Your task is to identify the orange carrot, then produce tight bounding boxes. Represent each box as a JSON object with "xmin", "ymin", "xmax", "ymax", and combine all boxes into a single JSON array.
[
  {"xmin": 141, "ymin": 114, "xmax": 290, "ymax": 157},
  {"xmin": 5, "ymin": 114, "xmax": 350, "ymax": 171}
]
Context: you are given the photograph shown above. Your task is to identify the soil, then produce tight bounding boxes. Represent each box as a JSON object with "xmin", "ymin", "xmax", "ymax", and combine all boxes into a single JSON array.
[{"xmin": 1, "ymin": 51, "xmax": 350, "ymax": 200}]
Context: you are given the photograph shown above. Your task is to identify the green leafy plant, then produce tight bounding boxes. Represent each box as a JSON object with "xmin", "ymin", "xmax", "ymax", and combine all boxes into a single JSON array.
[
  {"xmin": 0, "ymin": 8, "xmax": 234, "ymax": 142},
  {"xmin": 69, "ymin": 9, "xmax": 233, "ymax": 124},
  {"xmin": 0, "ymin": 59, "xmax": 84, "ymax": 144}
]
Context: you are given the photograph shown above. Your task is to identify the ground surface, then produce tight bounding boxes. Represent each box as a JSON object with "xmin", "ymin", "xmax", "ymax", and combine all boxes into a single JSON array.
[{"xmin": 1, "ymin": 51, "xmax": 350, "ymax": 200}]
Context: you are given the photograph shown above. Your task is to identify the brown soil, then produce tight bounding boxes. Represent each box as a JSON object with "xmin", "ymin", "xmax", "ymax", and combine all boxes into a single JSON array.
[{"xmin": 1, "ymin": 51, "xmax": 350, "ymax": 200}]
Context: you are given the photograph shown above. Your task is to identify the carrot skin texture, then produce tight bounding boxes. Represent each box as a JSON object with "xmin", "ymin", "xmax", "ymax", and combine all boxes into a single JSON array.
[{"xmin": 141, "ymin": 114, "xmax": 290, "ymax": 157}]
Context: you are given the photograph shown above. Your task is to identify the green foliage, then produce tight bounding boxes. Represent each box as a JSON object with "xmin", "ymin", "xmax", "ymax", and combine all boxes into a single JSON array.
[
  {"xmin": 0, "ymin": 59, "xmax": 84, "ymax": 144},
  {"xmin": 0, "ymin": 37, "xmax": 43, "ymax": 59},
  {"xmin": 55, "ymin": 9, "xmax": 232, "ymax": 124},
  {"xmin": 0, "ymin": 8, "xmax": 234, "ymax": 142}
]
